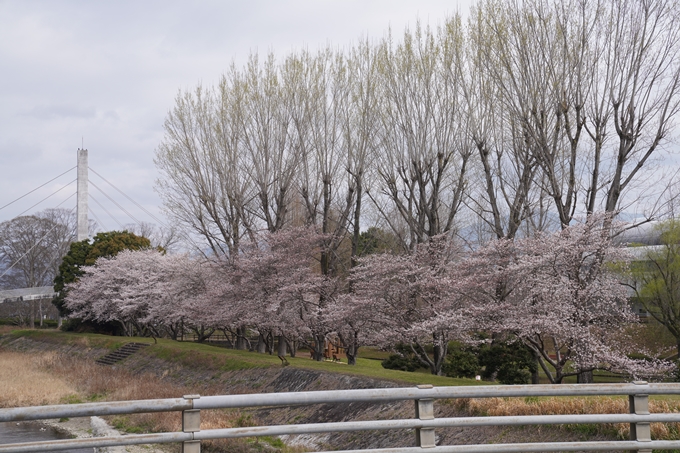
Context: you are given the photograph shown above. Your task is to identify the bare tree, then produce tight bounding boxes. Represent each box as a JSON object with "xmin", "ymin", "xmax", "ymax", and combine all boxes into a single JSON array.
[
  {"xmin": 602, "ymin": 0, "xmax": 680, "ymax": 214},
  {"xmin": 238, "ymin": 53, "xmax": 299, "ymax": 233},
  {"xmin": 463, "ymin": 9, "xmax": 541, "ymax": 239},
  {"xmin": 0, "ymin": 209, "xmax": 77, "ymax": 290},
  {"xmin": 474, "ymin": 0, "xmax": 680, "ymax": 229},
  {"xmin": 155, "ymin": 84, "xmax": 255, "ymax": 259},
  {"xmin": 345, "ymin": 40, "xmax": 380, "ymax": 267},
  {"xmin": 0, "ymin": 208, "xmax": 78, "ymax": 327},
  {"xmin": 373, "ymin": 19, "xmax": 472, "ymax": 248},
  {"xmin": 287, "ymin": 48, "xmax": 354, "ymax": 276}
]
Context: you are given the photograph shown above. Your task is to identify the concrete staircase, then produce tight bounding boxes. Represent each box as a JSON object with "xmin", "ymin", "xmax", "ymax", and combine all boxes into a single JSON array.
[{"xmin": 96, "ymin": 342, "xmax": 149, "ymax": 365}]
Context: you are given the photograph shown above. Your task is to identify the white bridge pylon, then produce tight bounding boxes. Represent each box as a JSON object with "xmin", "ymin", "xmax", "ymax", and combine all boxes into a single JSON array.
[{"xmin": 77, "ymin": 148, "xmax": 88, "ymax": 242}]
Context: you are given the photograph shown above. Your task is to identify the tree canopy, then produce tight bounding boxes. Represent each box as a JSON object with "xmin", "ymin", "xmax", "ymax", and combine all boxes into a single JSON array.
[
  {"xmin": 53, "ymin": 230, "xmax": 152, "ymax": 317},
  {"xmin": 156, "ymin": 0, "xmax": 680, "ymax": 260},
  {"xmin": 62, "ymin": 220, "xmax": 669, "ymax": 379}
]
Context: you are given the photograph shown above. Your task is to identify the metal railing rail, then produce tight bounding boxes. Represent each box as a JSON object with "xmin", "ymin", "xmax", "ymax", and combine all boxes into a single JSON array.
[{"xmin": 1, "ymin": 382, "xmax": 679, "ymax": 452}]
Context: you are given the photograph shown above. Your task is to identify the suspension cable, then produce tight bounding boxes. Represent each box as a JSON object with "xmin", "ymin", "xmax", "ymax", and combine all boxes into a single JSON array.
[
  {"xmin": 88, "ymin": 180, "xmax": 141, "ymax": 225},
  {"xmin": 53, "ymin": 192, "xmax": 76, "ymax": 208},
  {"xmin": 88, "ymin": 167, "xmax": 168, "ymax": 227},
  {"xmin": 12, "ymin": 180, "xmax": 77, "ymax": 218},
  {"xmin": 89, "ymin": 192, "xmax": 124, "ymax": 229},
  {"xmin": 0, "ymin": 167, "xmax": 76, "ymax": 212}
]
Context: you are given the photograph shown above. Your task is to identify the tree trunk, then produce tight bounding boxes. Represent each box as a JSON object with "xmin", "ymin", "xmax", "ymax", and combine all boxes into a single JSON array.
[
  {"xmin": 577, "ymin": 370, "xmax": 594, "ymax": 384},
  {"xmin": 257, "ymin": 334, "xmax": 267, "ymax": 354},
  {"xmin": 236, "ymin": 325, "xmax": 248, "ymax": 350},
  {"xmin": 285, "ymin": 338, "xmax": 297, "ymax": 358},
  {"xmin": 431, "ymin": 333, "xmax": 448, "ymax": 376},
  {"xmin": 266, "ymin": 332, "xmax": 274, "ymax": 355},
  {"xmin": 432, "ymin": 342, "xmax": 443, "ymax": 376},
  {"xmin": 346, "ymin": 344, "xmax": 358, "ymax": 366},
  {"xmin": 167, "ymin": 323, "xmax": 180, "ymax": 340},
  {"xmin": 531, "ymin": 352, "xmax": 540, "ymax": 385},
  {"xmin": 553, "ymin": 362, "xmax": 565, "ymax": 384},
  {"xmin": 314, "ymin": 334, "xmax": 325, "ymax": 361},
  {"xmin": 193, "ymin": 326, "xmax": 215, "ymax": 342},
  {"xmin": 350, "ymin": 179, "xmax": 362, "ymax": 271},
  {"xmin": 118, "ymin": 321, "xmax": 131, "ymax": 337},
  {"xmin": 219, "ymin": 329, "xmax": 234, "ymax": 348}
]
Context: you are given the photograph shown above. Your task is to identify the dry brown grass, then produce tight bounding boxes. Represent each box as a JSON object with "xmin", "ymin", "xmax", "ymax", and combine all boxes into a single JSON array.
[
  {"xmin": 0, "ymin": 351, "xmax": 78, "ymax": 407},
  {"xmin": 0, "ymin": 350, "xmax": 260, "ymax": 453},
  {"xmin": 454, "ymin": 396, "xmax": 680, "ymax": 440}
]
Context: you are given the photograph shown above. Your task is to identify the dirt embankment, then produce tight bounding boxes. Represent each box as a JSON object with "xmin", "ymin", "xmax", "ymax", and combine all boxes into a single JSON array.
[{"xmin": 0, "ymin": 335, "xmax": 620, "ymax": 452}]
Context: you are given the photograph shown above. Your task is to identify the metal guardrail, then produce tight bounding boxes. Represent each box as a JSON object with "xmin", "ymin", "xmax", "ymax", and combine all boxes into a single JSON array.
[{"xmin": 1, "ymin": 382, "xmax": 680, "ymax": 452}]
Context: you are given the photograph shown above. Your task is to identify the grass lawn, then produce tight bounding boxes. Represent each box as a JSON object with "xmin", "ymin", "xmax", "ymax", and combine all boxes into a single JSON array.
[
  {"xmin": 3, "ymin": 328, "xmax": 676, "ymax": 390},
  {"xmin": 2, "ymin": 329, "xmax": 486, "ymax": 387}
]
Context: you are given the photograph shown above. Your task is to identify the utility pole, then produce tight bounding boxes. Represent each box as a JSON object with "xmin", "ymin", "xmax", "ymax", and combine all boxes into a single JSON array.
[{"xmin": 77, "ymin": 149, "xmax": 88, "ymax": 241}]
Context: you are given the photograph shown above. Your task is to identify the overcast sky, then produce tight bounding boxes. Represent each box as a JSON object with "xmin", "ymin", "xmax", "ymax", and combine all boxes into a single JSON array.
[{"xmin": 0, "ymin": 0, "xmax": 471, "ymax": 231}]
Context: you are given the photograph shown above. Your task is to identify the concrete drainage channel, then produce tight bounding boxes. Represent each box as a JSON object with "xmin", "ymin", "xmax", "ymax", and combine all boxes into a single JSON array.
[
  {"xmin": 1, "ymin": 416, "xmax": 166, "ymax": 453},
  {"xmin": 0, "ymin": 421, "xmax": 91, "ymax": 451},
  {"xmin": 0, "ymin": 418, "xmax": 101, "ymax": 453}
]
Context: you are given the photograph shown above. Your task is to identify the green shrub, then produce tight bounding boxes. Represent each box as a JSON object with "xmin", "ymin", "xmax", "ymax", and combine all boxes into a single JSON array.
[
  {"xmin": 443, "ymin": 348, "xmax": 479, "ymax": 378},
  {"xmin": 381, "ymin": 344, "xmax": 423, "ymax": 372},
  {"xmin": 496, "ymin": 361, "xmax": 532, "ymax": 385},
  {"xmin": 443, "ymin": 338, "xmax": 536, "ymax": 384},
  {"xmin": 60, "ymin": 318, "xmax": 124, "ymax": 335},
  {"xmin": 381, "ymin": 354, "xmax": 420, "ymax": 372},
  {"xmin": 478, "ymin": 341, "xmax": 536, "ymax": 385}
]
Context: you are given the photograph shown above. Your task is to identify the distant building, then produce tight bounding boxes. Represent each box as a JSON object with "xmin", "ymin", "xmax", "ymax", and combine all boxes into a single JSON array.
[
  {"xmin": 0, "ymin": 286, "xmax": 57, "ymax": 303},
  {"xmin": 615, "ymin": 221, "xmax": 666, "ymax": 322},
  {"xmin": 0, "ymin": 286, "xmax": 59, "ymax": 326},
  {"xmin": 614, "ymin": 220, "xmax": 664, "ymax": 246}
]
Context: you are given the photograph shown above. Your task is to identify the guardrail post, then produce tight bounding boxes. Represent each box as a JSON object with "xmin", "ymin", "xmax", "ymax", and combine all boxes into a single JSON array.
[
  {"xmin": 629, "ymin": 381, "xmax": 651, "ymax": 453},
  {"xmin": 415, "ymin": 384, "xmax": 436, "ymax": 448},
  {"xmin": 183, "ymin": 394, "xmax": 201, "ymax": 453}
]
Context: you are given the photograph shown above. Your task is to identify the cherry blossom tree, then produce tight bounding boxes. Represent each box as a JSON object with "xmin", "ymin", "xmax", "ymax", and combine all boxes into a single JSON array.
[
  {"xmin": 64, "ymin": 228, "xmax": 341, "ymax": 354},
  {"xmin": 64, "ymin": 249, "xmax": 201, "ymax": 339},
  {"xmin": 324, "ymin": 292, "xmax": 378, "ymax": 366},
  {"xmin": 465, "ymin": 215, "xmax": 671, "ymax": 383},
  {"xmin": 62, "ymin": 218, "xmax": 671, "ymax": 382},
  {"xmin": 153, "ymin": 257, "xmax": 220, "ymax": 342},
  {"xmin": 227, "ymin": 227, "xmax": 339, "ymax": 360},
  {"xmin": 350, "ymin": 235, "xmax": 472, "ymax": 375}
]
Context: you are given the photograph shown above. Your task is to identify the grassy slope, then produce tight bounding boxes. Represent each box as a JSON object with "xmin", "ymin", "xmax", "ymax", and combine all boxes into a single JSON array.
[
  {"xmin": 5, "ymin": 328, "xmax": 674, "ymax": 386},
  {"xmin": 5, "ymin": 329, "xmax": 487, "ymax": 387}
]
